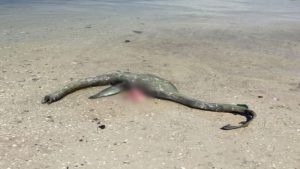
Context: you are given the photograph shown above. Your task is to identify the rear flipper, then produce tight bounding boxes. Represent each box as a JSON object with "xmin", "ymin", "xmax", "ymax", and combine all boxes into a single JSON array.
[
  {"xmin": 220, "ymin": 109, "xmax": 256, "ymax": 130},
  {"xmin": 89, "ymin": 83, "xmax": 126, "ymax": 99}
]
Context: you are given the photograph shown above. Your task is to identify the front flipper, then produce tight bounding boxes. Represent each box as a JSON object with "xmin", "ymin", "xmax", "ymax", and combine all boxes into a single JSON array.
[{"xmin": 89, "ymin": 83, "xmax": 125, "ymax": 99}]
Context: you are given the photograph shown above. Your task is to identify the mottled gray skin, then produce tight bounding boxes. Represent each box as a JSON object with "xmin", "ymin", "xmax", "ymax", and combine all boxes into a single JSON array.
[{"xmin": 42, "ymin": 72, "xmax": 256, "ymax": 130}]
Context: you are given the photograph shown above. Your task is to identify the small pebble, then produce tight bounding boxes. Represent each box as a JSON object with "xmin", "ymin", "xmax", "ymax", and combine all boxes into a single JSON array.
[
  {"xmin": 124, "ymin": 40, "xmax": 131, "ymax": 43},
  {"xmin": 132, "ymin": 30, "xmax": 142, "ymax": 34},
  {"xmin": 258, "ymin": 96, "xmax": 263, "ymax": 98},
  {"xmin": 123, "ymin": 161, "xmax": 130, "ymax": 164},
  {"xmin": 46, "ymin": 116, "xmax": 54, "ymax": 122},
  {"xmin": 32, "ymin": 78, "xmax": 39, "ymax": 81},
  {"xmin": 98, "ymin": 125, "xmax": 106, "ymax": 129}
]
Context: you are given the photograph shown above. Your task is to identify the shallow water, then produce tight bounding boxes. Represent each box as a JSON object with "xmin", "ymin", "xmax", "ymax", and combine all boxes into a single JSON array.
[
  {"xmin": 1, "ymin": 0, "xmax": 300, "ymax": 44},
  {"xmin": 1, "ymin": 0, "xmax": 300, "ymax": 21}
]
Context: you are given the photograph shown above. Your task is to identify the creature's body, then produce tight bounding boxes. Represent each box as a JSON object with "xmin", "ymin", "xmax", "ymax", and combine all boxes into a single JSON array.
[{"xmin": 42, "ymin": 72, "xmax": 256, "ymax": 130}]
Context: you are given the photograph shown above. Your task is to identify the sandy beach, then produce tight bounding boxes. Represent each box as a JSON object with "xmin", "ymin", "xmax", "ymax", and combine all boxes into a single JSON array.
[{"xmin": 0, "ymin": 0, "xmax": 300, "ymax": 168}]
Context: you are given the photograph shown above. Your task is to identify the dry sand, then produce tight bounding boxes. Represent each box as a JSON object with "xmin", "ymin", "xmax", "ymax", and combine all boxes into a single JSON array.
[{"xmin": 0, "ymin": 0, "xmax": 300, "ymax": 168}]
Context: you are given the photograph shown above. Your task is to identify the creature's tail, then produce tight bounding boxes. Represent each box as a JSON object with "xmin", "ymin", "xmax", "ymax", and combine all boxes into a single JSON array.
[
  {"xmin": 41, "ymin": 73, "xmax": 120, "ymax": 104},
  {"xmin": 161, "ymin": 93, "xmax": 256, "ymax": 130}
]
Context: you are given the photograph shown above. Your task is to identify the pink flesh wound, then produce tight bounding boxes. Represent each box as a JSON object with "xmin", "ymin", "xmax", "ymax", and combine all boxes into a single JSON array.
[{"xmin": 127, "ymin": 88, "xmax": 145, "ymax": 102}]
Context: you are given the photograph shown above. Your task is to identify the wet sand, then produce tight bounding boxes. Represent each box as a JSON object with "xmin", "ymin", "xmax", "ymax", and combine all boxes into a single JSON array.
[{"xmin": 0, "ymin": 0, "xmax": 300, "ymax": 168}]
